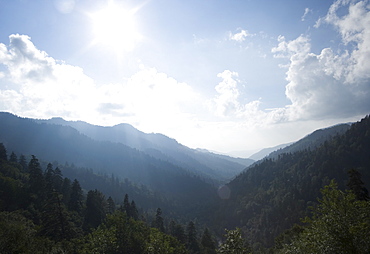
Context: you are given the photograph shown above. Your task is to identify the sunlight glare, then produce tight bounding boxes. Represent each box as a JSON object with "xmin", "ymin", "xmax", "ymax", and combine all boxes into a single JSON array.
[{"xmin": 90, "ymin": 2, "xmax": 141, "ymax": 52}]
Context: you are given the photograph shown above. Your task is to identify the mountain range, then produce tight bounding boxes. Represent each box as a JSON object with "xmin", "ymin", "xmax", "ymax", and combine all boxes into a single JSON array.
[{"xmin": 1, "ymin": 111, "xmax": 369, "ymax": 251}]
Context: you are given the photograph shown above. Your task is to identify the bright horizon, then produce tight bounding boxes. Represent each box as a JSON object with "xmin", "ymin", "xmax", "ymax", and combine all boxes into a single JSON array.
[{"xmin": 0, "ymin": 0, "xmax": 369, "ymax": 157}]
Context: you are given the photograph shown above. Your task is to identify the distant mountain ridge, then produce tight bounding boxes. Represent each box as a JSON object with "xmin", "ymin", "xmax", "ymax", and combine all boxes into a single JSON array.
[
  {"xmin": 37, "ymin": 116, "xmax": 253, "ymax": 181},
  {"xmin": 248, "ymin": 143, "xmax": 292, "ymax": 161},
  {"xmin": 248, "ymin": 123, "xmax": 352, "ymax": 162},
  {"xmin": 0, "ymin": 112, "xmax": 221, "ymax": 206},
  {"xmin": 0, "ymin": 112, "xmax": 252, "ymax": 183},
  {"xmin": 266, "ymin": 123, "xmax": 352, "ymax": 160}
]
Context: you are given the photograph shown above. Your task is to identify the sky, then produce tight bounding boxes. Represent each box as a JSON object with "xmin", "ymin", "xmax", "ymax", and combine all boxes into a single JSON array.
[{"xmin": 0, "ymin": 0, "xmax": 369, "ymax": 157}]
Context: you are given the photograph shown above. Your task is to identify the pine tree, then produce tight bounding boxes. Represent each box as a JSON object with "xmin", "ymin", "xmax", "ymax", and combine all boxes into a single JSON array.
[
  {"xmin": 122, "ymin": 193, "xmax": 131, "ymax": 216},
  {"xmin": 40, "ymin": 191, "xmax": 76, "ymax": 241},
  {"xmin": 9, "ymin": 152, "xmax": 17, "ymax": 163},
  {"xmin": 130, "ymin": 200, "xmax": 138, "ymax": 220},
  {"xmin": 83, "ymin": 189, "xmax": 107, "ymax": 230},
  {"xmin": 53, "ymin": 167, "xmax": 64, "ymax": 193},
  {"xmin": 61, "ymin": 178, "xmax": 71, "ymax": 205},
  {"xmin": 18, "ymin": 154, "xmax": 27, "ymax": 172},
  {"xmin": 68, "ymin": 179, "xmax": 83, "ymax": 214},
  {"xmin": 44, "ymin": 163, "xmax": 55, "ymax": 192},
  {"xmin": 106, "ymin": 196, "xmax": 115, "ymax": 214},
  {"xmin": 347, "ymin": 168, "xmax": 369, "ymax": 201},
  {"xmin": 201, "ymin": 228, "xmax": 217, "ymax": 254},
  {"xmin": 169, "ymin": 220, "xmax": 186, "ymax": 245},
  {"xmin": 187, "ymin": 221, "xmax": 200, "ymax": 254},
  {"xmin": 28, "ymin": 155, "xmax": 46, "ymax": 206},
  {"xmin": 0, "ymin": 143, "xmax": 7, "ymax": 161},
  {"xmin": 154, "ymin": 208, "xmax": 165, "ymax": 233}
]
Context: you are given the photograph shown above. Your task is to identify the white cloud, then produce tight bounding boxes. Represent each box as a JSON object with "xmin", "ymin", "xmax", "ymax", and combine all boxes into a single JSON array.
[
  {"xmin": 301, "ymin": 8, "xmax": 312, "ymax": 21},
  {"xmin": 0, "ymin": 34, "xmax": 97, "ymax": 120},
  {"xmin": 210, "ymin": 70, "xmax": 267, "ymax": 126},
  {"xmin": 271, "ymin": 0, "xmax": 370, "ymax": 121},
  {"xmin": 229, "ymin": 29, "xmax": 254, "ymax": 42},
  {"xmin": 0, "ymin": 34, "xmax": 201, "ymax": 132}
]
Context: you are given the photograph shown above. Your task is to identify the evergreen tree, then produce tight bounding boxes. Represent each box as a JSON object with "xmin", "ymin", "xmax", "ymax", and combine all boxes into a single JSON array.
[
  {"xmin": 53, "ymin": 167, "xmax": 64, "ymax": 193},
  {"xmin": 18, "ymin": 154, "xmax": 27, "ymax": 172},
  {"xmin": 130, "ymin": 200, "xmax": 139, "ymax": 220},
  {"xmin": 28, "ymin": 155, "xmax": 46, "ymax": 207},
  {"xmin": 83, "ymin": 189, "xmax": 107, "ymax": 231},
  {"xmin": 154, "ymin": 208, "xmax": 165, "ymax": 233},
  {"xmin": 201, "ymin": 228, "xmax": 217, "ymax": 254},
  {"xmin": 0, "ymin": 143, "xmax": 7, "ymax": 161},
  {"xmin": 169, "ymin": 220, "xmax": 187, "ymax": 245},
  {"xmin": 68, "ymin": 179, "xmax": 84, "ymax": 214},
  {"xmin": 187, "ymin": 221, "xmax": 200, "ymax": 254},
  {"xmin": 61, "ymin": 178, "xmax": 72, "ymax": 205},
  {"xmin": 9, "ymin": 152, "xmax": 17, "ymax": 163},
  {"xmin": 122, "ymin": 193, "xmax": 131, "ymax": 215},
  {"xmin": 347, "ymin": 168, "xmax": 369, "ymax": 201},
  {"xmin": 40, "ymin": 191, "xmax": 76, "ymax": 241},
  {"xmin": 106, "ymin": 196, "xmax": 115, "ymax": 214},
  {"xmin": 44, "ymin": 163, "xmax": 55, "ymax": 192}
]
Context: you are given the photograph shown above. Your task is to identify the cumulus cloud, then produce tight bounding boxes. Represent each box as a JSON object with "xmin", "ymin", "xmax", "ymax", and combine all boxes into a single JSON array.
[
  {"xmin": 0, "ymin": 34, "xmax": 200, "ymax": 130},
  {"xmin": 210, "ymin": 70, "xmax": 265, "ymax": 124},
  {"xmin": 229, "ymin": 29, "xmax": 254, "ymax": 42},
  {"xmin": 0, "ymin": 34, "xmax": 97, "ymax": 119},
  {"xmin": 271, "ymin": 0, "xmax": 370, "ymax": 121}
]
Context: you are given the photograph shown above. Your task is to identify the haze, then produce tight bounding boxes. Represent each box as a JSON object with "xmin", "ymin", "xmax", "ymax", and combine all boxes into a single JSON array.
[{"xmin": 0, "ymin": 0, "xmax": 369, "ymax": 157}]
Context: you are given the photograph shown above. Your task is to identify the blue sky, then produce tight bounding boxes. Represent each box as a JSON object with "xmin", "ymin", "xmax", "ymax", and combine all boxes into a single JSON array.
[{"xmin": 0, "ymin": 0, "xmax": 369, "ymax": 156}]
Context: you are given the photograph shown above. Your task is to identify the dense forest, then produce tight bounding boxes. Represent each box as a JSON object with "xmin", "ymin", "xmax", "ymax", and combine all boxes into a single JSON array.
[
  {"xmin": 209, "ymin": 115, "xmax": 370, "ymax": 250},
  {"xmin": 0, "ymin": 149, "xmax": 223, "ymax": 253},
  {"xmin": 0, "ymin": 114, "xmax": 370, "ymax": 253}
]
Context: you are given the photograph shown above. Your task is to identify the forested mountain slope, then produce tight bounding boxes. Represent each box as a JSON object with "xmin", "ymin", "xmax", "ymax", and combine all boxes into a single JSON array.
[
  {"xmin": 211, "ymin": 115, "xmax": 370, "ymax": 248},
  {"xmin": 266, "ymin": 123, "xmax": 351, "ymax": 160},
  {"xmin": 0, "ymin": 112, "xmax": 216, "ymax": 203},
  {"xmin": 37, "ymin": 116, "xmax": 253, "ymax": 181}
]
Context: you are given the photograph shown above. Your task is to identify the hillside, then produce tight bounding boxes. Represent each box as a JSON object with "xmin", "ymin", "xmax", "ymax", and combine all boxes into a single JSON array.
[
  {"xmin": 37, "ymin": 116, "xmax": 253, "ymax": 181},
  {"xmin": 0, "ymin": 112, "xmax": 216, "ymax": 204},
  {"xmin": 267, "ymin": 123, "xmax": 351, "ymax": 160},
  {"xmin": 209, "ymin": 116, "xmax": 370, "ymax": 249}
]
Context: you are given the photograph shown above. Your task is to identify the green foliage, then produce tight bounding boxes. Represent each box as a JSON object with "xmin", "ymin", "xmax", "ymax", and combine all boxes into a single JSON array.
[
  {"xmin": 201, "ymin": 228, "xmax": 217, "ymax": 254},
  {"xmin": 0, "ymin": 143, "xmax": 7, "ymax": 161},
  {"xmin": 187, "ymin": 220, "xmax": 200, "ymax": 254},
  {"xmin": 83, "ymin": 189, "xmax": 107, "ymax": 230},
  {"xmin": 69, "ymin": 179, "xmax": 84, "ymax": 214},
  {"xmin": 212, "ymin": 115, "xmax": 370, "ymax": 248},
  {"xmin": 217, "ymin": 228, "xmax": 251, "ymax": 254},
  {"xmin": 347, "ymin": 168, "xmax": 369, "ymax": 201},
  {"xmin": 278, "ymin": 180, "xmax": 370, "ymax": 253}
]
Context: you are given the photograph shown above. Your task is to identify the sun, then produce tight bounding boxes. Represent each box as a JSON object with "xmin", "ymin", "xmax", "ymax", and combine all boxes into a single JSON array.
[{"xmin": 90, "ymin": 2, "xmax": 142, "ymax": 52}]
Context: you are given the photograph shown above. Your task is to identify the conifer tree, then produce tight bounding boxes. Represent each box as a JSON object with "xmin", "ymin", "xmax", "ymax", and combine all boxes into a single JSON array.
[
  {"xmin": 130, "ymin": 200, "xmax": 138, "ymax": 220},
  {"xmin": 347, "ymin": 168, "xmax": 369, "ymax": 201},
  {"xmin": 106, "ymin": 196, "xmax": 116, "ymax": 215},
  {"xmin": 187, "ymin": 221, "xmax": 200, "ymax": 254},
  {"xmin": 83, "ymin": 189, "xmax": 106, "ymax": 230},
  {"xmin": 68, "ymin": 179, "xmax": 83, "ymax": 214},
  {"xmin": 201, "ymin": 228, "xmax": 217, "ymax": 254},
  {"xmin": 0, "ymin": 143, "xmax": 7, "ymax": 161},
  {"xmin": 9, "ymin": 152, "xmax": 17, "ymax": 163},
  {"xmin": 154, "ymin": 208, "xmax": 165, "ymax": 233},
  {"xmin": 18, "ymin": 154, "xmax": 27, "ymax": 172},
  {"xmin": 40, "ymin": 191, "xmax": 76, "ymax": 241},
  {"xmin": 28, "ymin": 155, "xmax": 46, "ymax": 205}
]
